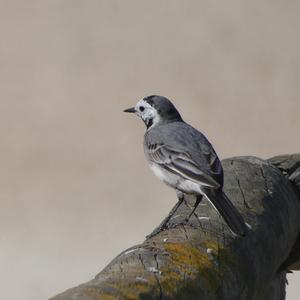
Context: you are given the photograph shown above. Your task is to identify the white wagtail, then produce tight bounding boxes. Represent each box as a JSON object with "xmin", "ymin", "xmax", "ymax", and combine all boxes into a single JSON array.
[{"xmin": 124, "ymin": 95, "xmax": 247, "ymax": 236}]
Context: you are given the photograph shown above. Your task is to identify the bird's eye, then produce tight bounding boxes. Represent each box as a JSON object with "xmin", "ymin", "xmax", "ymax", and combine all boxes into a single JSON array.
[{"xmin": 139, "ymin": 106, "xmax": 145, "ymax": 112}]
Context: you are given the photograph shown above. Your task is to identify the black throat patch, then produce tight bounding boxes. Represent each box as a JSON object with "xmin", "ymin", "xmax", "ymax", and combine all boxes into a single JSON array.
[{"xmin": 146, "ymin": 118, "xmax": 153, "ymax": 129}]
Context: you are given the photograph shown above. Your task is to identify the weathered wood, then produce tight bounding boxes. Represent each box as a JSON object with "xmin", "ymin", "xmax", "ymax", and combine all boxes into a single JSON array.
[
  {"xmin": 268, "ymin": 154, "xmax": 300, "ymax": 271},
  {"xmin": 50, "ymin": 155, "xmax": 300, "ymax": 300}
]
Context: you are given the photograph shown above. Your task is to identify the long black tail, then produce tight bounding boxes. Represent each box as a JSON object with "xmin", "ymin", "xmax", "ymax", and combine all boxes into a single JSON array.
[{"xmin": 204, "ymin": 189, "xmax": 248, "ymax": 236}]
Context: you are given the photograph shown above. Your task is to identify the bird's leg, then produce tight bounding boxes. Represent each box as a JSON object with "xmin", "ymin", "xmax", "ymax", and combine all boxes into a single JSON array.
[
  {"xmin": 146, "ymin": 190, "xmax": 184, "ymax": 239},
  {"xmin": 186, "ymin": 195, "xmax": 203, "ymax": 221},
  {"xmin": 160, "ymin": 190, "xmax": 184, "ymax": 226}
]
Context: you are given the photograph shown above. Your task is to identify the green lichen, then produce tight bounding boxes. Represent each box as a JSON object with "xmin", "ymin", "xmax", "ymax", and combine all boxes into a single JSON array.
[
  {"xmin": 84, "ymin": 287, "xmax": 118, "ymax": 300},
  {"xmin": 158, "ymin": 241, "xmax": 227, "ymax": 298},
  {"xmin": 114, "ymin": 279, "xmax": 158, "ymax": 300},
  {"xmin": 156, "ymin": 240, "xmax": 237, "ymax": 299},
  {"xmin": 85, "ymin": 241, "xmax": 237, "ymax": 300}
]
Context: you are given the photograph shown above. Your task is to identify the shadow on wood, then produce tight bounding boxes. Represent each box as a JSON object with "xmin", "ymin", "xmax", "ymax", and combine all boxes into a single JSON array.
[{"xmin": 50, "ymin": 154, "xmax": 300, "ymax": 300}]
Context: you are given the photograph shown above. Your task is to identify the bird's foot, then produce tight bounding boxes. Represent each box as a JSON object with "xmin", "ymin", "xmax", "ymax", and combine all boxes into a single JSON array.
[{"xmin": 146, "ymin": 192, "xmax": 185, "ymax": 239}]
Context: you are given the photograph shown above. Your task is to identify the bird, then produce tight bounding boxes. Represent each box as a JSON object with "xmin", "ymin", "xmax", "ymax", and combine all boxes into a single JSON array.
[{"xmin": 124, "ymin": 95, "xmax": 247, "ymax": 236}]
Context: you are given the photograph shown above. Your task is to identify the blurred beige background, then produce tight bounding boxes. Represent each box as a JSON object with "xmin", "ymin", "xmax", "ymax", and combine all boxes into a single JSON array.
[{"xmin": 0, "ymin": 1, "xmax": 299, "ymax": 299}]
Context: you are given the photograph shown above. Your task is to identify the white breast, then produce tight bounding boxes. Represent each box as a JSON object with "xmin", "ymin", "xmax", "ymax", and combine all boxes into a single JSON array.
[
  {"xmin": 149, "ymin": 163, "xmax": 179, "ymax": 187},
  {"xmin": 149, "ymin": 163, "xmax": 203, "ymax": 195}
]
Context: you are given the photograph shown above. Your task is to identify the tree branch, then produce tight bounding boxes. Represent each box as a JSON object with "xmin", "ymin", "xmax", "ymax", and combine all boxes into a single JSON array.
[{"xmin": 49, "ymin": 154, "xmax": 300, "ymax": 300}]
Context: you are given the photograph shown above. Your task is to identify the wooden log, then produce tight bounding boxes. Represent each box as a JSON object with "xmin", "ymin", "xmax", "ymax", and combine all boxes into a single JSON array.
[
  {"xmin": 50, "ymin": 154, "xmax": 300, "ymax": 300},
  {"xmin": 268, "ymin": 154, "xmax": 300, "ymax": 272}
]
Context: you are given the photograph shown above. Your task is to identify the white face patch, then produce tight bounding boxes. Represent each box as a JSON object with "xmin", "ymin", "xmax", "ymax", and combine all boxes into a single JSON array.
[{"xmin": 135, "ymin": 99, "xmax": 161, "ymax": 129}]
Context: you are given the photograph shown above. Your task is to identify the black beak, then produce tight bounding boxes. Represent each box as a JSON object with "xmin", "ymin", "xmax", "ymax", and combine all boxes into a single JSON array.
[{"xmin": 123, "ymin": 107, "xmax": 136, "ymax": 113}]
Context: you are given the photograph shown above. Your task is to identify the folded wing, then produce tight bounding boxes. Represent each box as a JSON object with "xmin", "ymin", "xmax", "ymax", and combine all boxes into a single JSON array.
[{"xmin": 147, "ymin": 144, "xmax": 221, "ymax": 189}]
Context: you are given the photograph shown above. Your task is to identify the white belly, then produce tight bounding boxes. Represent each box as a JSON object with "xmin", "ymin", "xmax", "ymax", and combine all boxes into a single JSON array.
[{"xmin": 149, "ymin": 163, "xmax": 203, "ymax": 194}]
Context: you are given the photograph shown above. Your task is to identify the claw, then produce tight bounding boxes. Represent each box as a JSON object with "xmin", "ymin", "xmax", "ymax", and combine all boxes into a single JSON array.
[{"xmin": 146, "ymin": 192, "xmax": 185, "ymax": 239}]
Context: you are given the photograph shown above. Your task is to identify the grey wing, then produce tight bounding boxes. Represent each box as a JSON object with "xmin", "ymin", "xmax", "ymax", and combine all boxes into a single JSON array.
[
  {"xmin": 193, "ymin": 140, "xmax": 224, "ymax": 186},
  {"xmin": 146, "ymin": 144, "xmax": 221, "ymax": 189}
]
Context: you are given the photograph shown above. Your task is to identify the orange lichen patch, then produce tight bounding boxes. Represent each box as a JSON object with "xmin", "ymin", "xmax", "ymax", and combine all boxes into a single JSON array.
[
  {"xmin": 84, "ymin": 287, "xmax": 118, "ymax": 300},
  {"xmin": 160, "ymin": 242, "xmax": 224, "ymax": 297},
  {"xmin": 84, "ymin": 280, "xmax": 154, "ymax": 300},
  {"xmin": 164, "ymin": 242, "xmax": 215, "ymax": 270},
  {"xmin": 201, "ymin": 241, "xmax": 219, "ymax": 253},
  {"xmin": 110, "ymin": 276, "xmax": 158, "ymax": 300}
]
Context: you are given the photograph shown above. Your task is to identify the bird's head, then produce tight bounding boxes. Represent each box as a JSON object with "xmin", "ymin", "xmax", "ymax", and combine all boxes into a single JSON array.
[{"xmin": 124, "ymin": 95, "xmax": 183, "ymax": 130}]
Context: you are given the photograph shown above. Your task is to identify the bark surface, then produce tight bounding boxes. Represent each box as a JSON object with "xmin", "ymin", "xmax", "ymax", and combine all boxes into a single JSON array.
[{"xmin": 50, "ymin": 154, "xmax": 300, "ymax": 300}]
